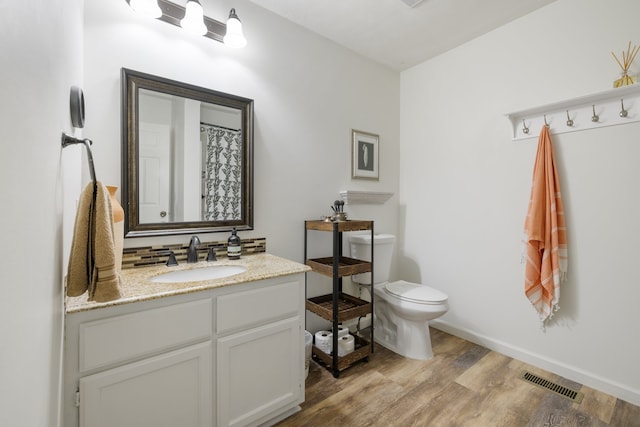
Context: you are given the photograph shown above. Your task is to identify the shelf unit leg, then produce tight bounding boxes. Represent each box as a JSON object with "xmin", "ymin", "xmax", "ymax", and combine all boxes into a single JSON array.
[
  {"xmin": 370, "ymin": 225, "xmax": 374, "ymax": 355},
  {"xmin": 332, "ymin": 222, "xmax": 340, "ymax": 377}
]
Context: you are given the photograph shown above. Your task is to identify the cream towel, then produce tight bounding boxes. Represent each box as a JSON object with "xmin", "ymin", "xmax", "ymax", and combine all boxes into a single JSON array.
[
  {"xmin": 524, "ymin": 126, "xmax": 567, "ymax": 326},
  {"xmin": 67, "ymin": 181, "xmax": 122, "ymax": 302}
]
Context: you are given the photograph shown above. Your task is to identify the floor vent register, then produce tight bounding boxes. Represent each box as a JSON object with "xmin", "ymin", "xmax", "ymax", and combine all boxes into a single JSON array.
[{"xmin": 520, "ymin": 371, "xmax": 584, "ymax": 403}]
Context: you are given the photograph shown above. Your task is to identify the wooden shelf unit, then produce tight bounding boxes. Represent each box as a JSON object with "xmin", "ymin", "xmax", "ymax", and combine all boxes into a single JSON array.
[
  {"xmin": 304, "ymin": 219, "xmax": 374, "ymax": 378},
  {"xmin": 305, "ymin": 256, "xmax": 372, "ymax": 277},
  {"xmin": 306, "ymin": 293, "xmax": 371, "ymax": 322},
  {"xmin": 311, "ymin": 335, "xmax": 371, "ymax": 372}
]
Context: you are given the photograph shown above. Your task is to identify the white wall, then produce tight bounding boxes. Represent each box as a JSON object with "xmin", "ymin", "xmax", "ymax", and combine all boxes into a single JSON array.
[
  {"xmin": 0, "ymin": 1, "xmax": 83, "ymax": 426},
  {"xmin": 400, "ymin": 0, "xmax": 640, "ymax": 405},
  {"xmin": 83, "ymin": 0, "xmax": 400, "ymax": 267}
]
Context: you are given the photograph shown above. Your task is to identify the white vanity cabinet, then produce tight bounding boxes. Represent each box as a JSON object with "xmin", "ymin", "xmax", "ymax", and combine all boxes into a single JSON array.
[
  {"xmin": 216, "ymin": 280, "xmax": 304, "ymax": 427},
  {"xmin": 80, "ymin": 341, "xmax": 213, "ymax": 427},
  {"xmin": 63, "ymin": 273, "xmax": 305, "ymax": 427}
]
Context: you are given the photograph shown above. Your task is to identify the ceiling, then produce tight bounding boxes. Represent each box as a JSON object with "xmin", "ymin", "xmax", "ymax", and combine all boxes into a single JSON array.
[{"xmin": 248, "ymin": 0, "xmax": 557, "ymax": 71}]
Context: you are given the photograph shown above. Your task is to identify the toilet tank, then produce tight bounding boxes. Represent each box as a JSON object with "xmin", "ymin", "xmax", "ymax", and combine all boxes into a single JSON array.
[{"xmin": 349, "ymin": 234, "xmax": 395, "ymax": 285}]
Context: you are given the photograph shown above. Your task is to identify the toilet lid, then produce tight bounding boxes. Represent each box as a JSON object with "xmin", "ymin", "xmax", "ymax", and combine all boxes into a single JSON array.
[{"xmin": 385, "ymin": 280, "xmax": 448, "ymax": 304}]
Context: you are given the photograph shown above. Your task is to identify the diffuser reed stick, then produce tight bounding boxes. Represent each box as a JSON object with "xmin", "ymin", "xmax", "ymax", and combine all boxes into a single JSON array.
[{"xmin": 612, "ymin": 41, "xmax": 639, "ymax": 87}]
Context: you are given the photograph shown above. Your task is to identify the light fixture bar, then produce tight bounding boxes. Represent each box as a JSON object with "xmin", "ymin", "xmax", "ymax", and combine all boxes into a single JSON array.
[
  {"xmin": 157, "ymin": 0, "xmax": 225, "ymax": 42},
  {"xmin": 127, "ymin": 0, "xmax": 226, "ymax": 43}
]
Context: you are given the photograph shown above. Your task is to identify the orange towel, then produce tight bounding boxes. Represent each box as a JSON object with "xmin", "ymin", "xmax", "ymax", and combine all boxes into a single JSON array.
[{"xmin": 524, "ymin": 126, "xmax": 567, "ymax": 326}]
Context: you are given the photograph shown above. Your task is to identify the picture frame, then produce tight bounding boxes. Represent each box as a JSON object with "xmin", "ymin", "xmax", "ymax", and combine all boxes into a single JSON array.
[{"xmin": 351, "ymin": 129, "xmax": 379, "ymax": 180}]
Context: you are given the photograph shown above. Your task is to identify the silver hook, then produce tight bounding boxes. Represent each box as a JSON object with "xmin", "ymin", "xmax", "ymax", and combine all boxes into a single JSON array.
[
  {"xmin": 522, "ymin": 119, "xmax": 529, "ymax": 134},
  {"xmin": 544, "ymin": 114, "xmax": 549, "ymax": 128},
  {"xmin": 591, "ymin": 104, "xmax": 599, "ymax": 122},
  {"xmin": 565, "ymin": 110, "xmax": 573, "ymax": 127},
  {"xmin": 620, "ymin": 99, "xmax": 628, "ymax": 118}
]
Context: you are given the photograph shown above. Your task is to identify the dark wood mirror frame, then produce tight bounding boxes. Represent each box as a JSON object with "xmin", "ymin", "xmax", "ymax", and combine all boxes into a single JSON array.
[{"xmin": 121, "ymin": 68, "xmax": 254, "ymax": 237}]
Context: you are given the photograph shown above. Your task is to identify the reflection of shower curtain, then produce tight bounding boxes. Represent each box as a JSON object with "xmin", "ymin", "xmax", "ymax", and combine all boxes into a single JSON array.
[{"xmin": 201, "ymin": 123, "xmax": 242, "ymax": 221}]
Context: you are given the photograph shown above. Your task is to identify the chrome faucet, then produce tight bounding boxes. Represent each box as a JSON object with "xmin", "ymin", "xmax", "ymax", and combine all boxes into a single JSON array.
[{"xmin": 187, "ymin": 235, "xmax": 201, "ymax": 263}]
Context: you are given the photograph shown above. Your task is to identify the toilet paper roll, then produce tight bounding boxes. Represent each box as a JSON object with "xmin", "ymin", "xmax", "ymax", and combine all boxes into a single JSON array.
[
  {"xmin": 337, "ymin": 325, "xmax": 349, "ymax": 338},
  {"xmin": 338, "ymin": 334, "xmax": 355, "ymax": 357},
  {"xmin": 314, "ymin": 330, "xmax": 333, "ymax": 354}
]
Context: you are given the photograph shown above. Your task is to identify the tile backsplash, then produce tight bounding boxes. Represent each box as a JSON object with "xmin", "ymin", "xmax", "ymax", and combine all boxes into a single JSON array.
[{"xmin": 122, "ymin": 237, "xmax": 266, "ymax": 269}]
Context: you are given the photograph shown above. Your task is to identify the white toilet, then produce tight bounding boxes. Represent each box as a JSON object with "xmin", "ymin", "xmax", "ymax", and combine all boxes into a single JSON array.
[{"xmin": 349, "ymin": 234, "xmax": 449, "ymax": 360}]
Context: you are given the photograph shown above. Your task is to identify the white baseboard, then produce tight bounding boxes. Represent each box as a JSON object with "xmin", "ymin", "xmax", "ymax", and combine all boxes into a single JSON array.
[{"xmin": 430, "ymin": 320, "xmax": 640, "ymax": 406}]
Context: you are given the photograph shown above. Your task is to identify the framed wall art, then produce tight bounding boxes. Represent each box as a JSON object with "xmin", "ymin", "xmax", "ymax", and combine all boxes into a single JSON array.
[{"xmin": 351, "ymin": 129, "xmax": 379, "ymax": 180}]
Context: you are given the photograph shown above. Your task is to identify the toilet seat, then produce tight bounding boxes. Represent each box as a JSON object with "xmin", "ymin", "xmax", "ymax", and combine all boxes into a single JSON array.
[{"xmin": 384, "ymin": 280, "xmax": 448, "ymax": 305}]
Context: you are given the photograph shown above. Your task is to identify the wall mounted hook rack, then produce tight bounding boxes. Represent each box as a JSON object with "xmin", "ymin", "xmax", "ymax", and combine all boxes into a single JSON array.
[{"xmin": 506, "ymin": 84, "xmax": 640, "ymax": 140}]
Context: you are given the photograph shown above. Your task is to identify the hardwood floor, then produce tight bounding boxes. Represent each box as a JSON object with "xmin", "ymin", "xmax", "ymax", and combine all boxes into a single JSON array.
[{"xmin": 276, "ymin": 328, "xmax": 640, "ymax": 426}]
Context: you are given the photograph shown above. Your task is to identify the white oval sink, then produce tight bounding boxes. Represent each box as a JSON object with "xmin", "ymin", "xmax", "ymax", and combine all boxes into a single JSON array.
[{"xmin": 150, "ymin": 265, "xmax": 247, "ymax": 283}]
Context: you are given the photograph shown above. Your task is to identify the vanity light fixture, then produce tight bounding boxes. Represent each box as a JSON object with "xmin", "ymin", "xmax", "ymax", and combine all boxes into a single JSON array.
[
  {"xmin": 126, "ymin": 0, "xmax": 247, "ymax": 47},
  {"xmin": 180, "ymin": 0, "xmax": 207, "ymax": 36},
  {"xmin": 223, "ymin": 8, "xmax": 247, "ymax": 48}
]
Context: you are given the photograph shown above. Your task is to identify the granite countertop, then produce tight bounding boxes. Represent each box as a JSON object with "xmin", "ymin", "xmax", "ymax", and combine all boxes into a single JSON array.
[{"xmin": 66, "ymin": 253, "xmax": 311, "ymax": 314}]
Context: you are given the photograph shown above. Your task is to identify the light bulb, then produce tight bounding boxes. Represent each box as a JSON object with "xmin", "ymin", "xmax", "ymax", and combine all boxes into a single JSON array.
[
  {"xmin": 223, "ymin": 8, "xmax": 247, "ymax": 48},
  {"xmin": 129, "ymin": 0, "xmax": 162, "ymax": 18},
  {"xmin": 180, "ymin": 0, "xmax": 207, "ymax": 36}
]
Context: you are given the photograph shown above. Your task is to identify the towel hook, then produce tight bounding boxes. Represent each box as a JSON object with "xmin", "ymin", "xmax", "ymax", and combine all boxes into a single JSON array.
[
  {"xmin": 522, "ymin": 119, "xmax": 529, "ymax": 134},
  {"xmin": 591, "ymin": 104, "xmax": 599, "ymax": 122},
  {"xmin": 565, "ymin": 110, "xmax": 574, "ymax": 127},
  {"xmin": 544, "ymin": 114, "xmax": 550, "ymax": 128},
  {"xmin": 620, "ymin": 99, "xmax": 628, "ymax": 118}
]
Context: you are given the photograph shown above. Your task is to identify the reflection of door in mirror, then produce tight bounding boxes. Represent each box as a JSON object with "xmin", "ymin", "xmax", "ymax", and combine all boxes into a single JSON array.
[
  {"xmin": 139, "ymin": 122, "xmax": 171, "ymax": 223},
  {"xmin": 138, "ymin": 89, "xmax": 204, "ymax": 224}
]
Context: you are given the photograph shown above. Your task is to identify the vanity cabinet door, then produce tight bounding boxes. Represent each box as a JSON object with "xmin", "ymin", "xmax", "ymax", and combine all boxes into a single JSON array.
[
  {"xmin": 217, "ymin": 317, "xmax": 303, "ymax": 427},
  {"xmin": 79, "ymin": 341, "xmax": 212, "ymax": 427}
]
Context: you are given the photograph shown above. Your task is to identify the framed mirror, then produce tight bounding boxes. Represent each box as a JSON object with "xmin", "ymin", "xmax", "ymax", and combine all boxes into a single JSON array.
[{"xmin": 122, "ymin": 68, "xmax": 254, "ymax": 237}]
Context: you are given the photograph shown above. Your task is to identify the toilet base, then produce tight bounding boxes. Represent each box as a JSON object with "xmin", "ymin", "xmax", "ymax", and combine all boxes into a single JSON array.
[
  {"xmin": 372, "ymin": 282, "xmax": 448, "ymax": 361},
  {"xmin": 374, "ymin": 312, "xmax": 435, "ymax": 360}
]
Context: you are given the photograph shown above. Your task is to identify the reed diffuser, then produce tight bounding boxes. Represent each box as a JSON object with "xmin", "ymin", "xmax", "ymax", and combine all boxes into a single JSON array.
[{"xmin": 612, "ymin": 42, "xmax": 639, "ymax": 87}]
